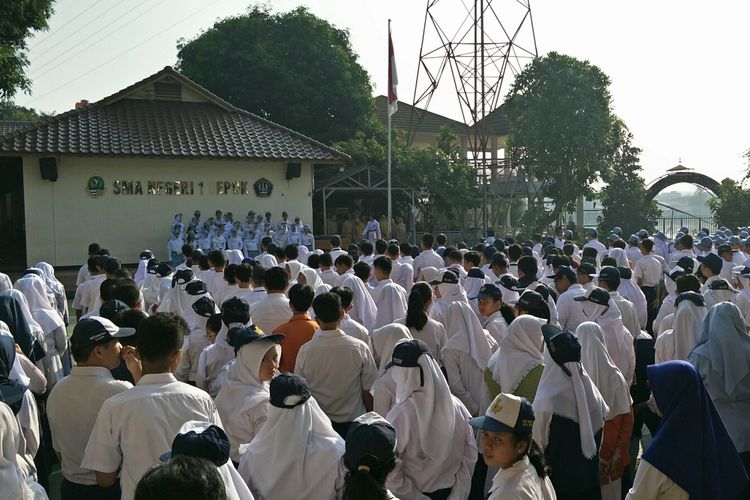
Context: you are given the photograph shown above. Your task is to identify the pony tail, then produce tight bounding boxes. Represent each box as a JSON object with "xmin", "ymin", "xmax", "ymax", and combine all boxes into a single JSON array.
[
  {"xmin": 527, "ymin": 439, "xmax": 550, "ymax": 478},
  {"xmin": 406, "ymin": 283, "xmax": 431, "ymax": 331},
  {"xmin": 342, "ymin": 469, "xmax": 389, "ymax": 500},
  {"xmin": 499, "ymin": 304, "xmax": 516, "ymax": 326}
]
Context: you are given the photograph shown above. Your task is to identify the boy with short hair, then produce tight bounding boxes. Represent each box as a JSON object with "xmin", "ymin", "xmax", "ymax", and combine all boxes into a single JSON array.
[
  {"xmin": 273, "ymin": 284, "xmax": 318, "ymax": 373},
  {"xmin": 248, "ymin": 267, "xmax": 292, "ymax": 333}
]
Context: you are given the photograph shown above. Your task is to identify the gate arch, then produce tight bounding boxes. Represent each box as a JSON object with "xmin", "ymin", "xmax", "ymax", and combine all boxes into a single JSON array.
[{"xmin": 645, "ymin": 171, "xmax": 721, "ymax": 201}]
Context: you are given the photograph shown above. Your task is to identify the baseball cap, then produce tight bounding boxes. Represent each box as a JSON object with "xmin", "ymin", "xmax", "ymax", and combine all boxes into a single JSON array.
[
  {"xmin": 344, "ymin": 412, "xmax": 397, "ymax": 473},
  {"xmin": 700, "ymin": 236, "xmax": 714, "ymax": 248},
  {"xmin": 146, "ymin": 258, "xmax": 160, "ymax": 274},
  {"xmin": 171, "ymin": 269, "xmax": 195, "ymax": 288},
  {"xmin": 429, "ymin": 269, "xmax": 459, "ymax": 286},
  {"xmin": 474, "ymin": 283, "xmax": 502, "ymax": 300},
  {"xmin": 227, "ymin": 325, "xmax": 284, "ymax": 355},
  {"xmin": 612, "ymin": 226, "xmax": 622, "ymax": 235},
  {"xmin": 270, "ymin": 373, "xmax": 312, "ymax": 409},
  {"xmin": 617, "ymin": 266, "xmax": 633, "ymax": 280},
  {"xmin": 637, "ymin": 229, "xmax": 649, "ymax": 238},
  {"xmin": 675, "ymin": 256, "xmax": 695, "ymax": 274},
  {"xmin": 515, "ymin": 290, "xmax": 546, "ymax": 310},
  {"xmin": 708, "ymin": 279, "xmax": 737, "ymax": 292},
  {"xmin": 541, "ymin": 324, "xmax": 581, "ymax": 376},
  {"xmin": 99, "ymin": 300, "xmax": 130, "ymax": 321},
  {"xmin": 717, "ymin": 244, "xmax": 732, "ymax": 255},
  {"xmin": 139, "ymin": 250, "xmax": 154, "ymax": 260},
  {"xmin": 563, "ymin": 229, "xmax": 573, "ymax": 239},
  {"xmin": 470, "ymin": 393, "xmax": 535, "ymax": 434},
  {"xmin": 547, "ymin": 265, "xmax": 576, "ymax": 281},
  {"xmin": 607, "ymin": 234, "xmax": 620, "ymax": 242},
  {"xmin": 467, "ymin": 267, "xmax": 485, "ymax": 279},
  {"xmin": 593, "ymin": 266, "xmax": 620, "ymax": 284},
  {"xmin": 155, "ymin": 262, "xmax": 173, "ymax": 277},
  {"xmin": 577, "ymin": 262, "xmax": 596, "ymax": 276},
  {"xmin": 627, "ymin": 235, "xmax": 639, "ymax": 245},
  {"xmin": 184, "ymin": 280, "xmax": 208, "ymax": 296},
  {"xmin": 220, "ymin": 297, "xmax": 250, "ymax": 324},
  {"xmin": 587, "ymin": 228, "xmax": 598, "ymax": 237},
  {"xmin": 160, "ymin": 421, "xmax": 230, "ymax": 466},
  {"xmin": 497, "ymin": 275, "xmax": 521, "ymax": 292},
  {"xmin": 191, "ymin": 296, "xmax": 217, "ymax": 317},
  {"xmin": 652, "ymin": 231, "xmax": 667, "ymax": 241},
  {"xmin": 573, "ymin": 287, "xmax": 610, "ymax": 307},
  {"xmin": 71, "ymin": 316, "xmax": 134, "ymax": 351},
  {"xmin": 385, "ymin": 339, "xmax": 430, "ymax": 370},
  {"xmin": 697, "ymin": 253, "xmax": 723, "ymax": 275},
  {"xmin": 665, "ymin": 266, "xmax": 686, "ymax": 282}
]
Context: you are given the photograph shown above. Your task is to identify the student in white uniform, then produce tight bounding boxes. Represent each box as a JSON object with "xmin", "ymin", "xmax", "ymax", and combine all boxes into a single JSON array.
[
  {"xmin": 371, "ymin": 257, "xmax": 408, "ymax": 329},
  {"xmin": 76, "ymin": 243, "xmax": 101, "ymax": 287},
  {"xmin": 247, "ymin": 267, "xmax": 292, "ymax": 334},
  {"xmin": 371, "ymin": 324, "xmax": 413, "ymax": 416},
  {"xmin": 551, "ymin": 266, "xmax": 585, "ymax": 331},
  {"xmin": 385, "ymin": 339, "xmax": 478, "ymax": 499},
  {"xmin": 429, "ymin": 270, "xmax": 469, "ymax": 326},
  {"xmin": 73, "ymin": 256, "xmax": 107, "ymax": 319},
  {"xmin": 476, "ymin": 284, "xmax": 511, "ymax": 345},
  {"xmin": 388, "ymin": 243, "xmax": 413, "ymax": 292},
  {"xmin": 0, "ymin": 401, "xmax": 48, "ymax": 500},
  {"xmin": 295, "ymin": 292, "xmax": 378, "ymax": 438},
  {"xmin": 215, "ymin": 326, "xmax": 284, "ymax": 465},
  {"xmin": 655, "ymin": 292, "xmax": 707, "ymax": 363},
  {"xmin": 399, "ymin": 282, "xmax": 448, "ymax": 365},
  {"xmin": 413, "ymin": 233, "xmax": 445, "ymax": 282},
  {"xmin": 339, "ymin": 264, "xmax": 379, "ymax": 332},
  {"xmin": 238, "ymin": 373, "xmax": 345, "ymax": 500},
  {"xmin": 595, "ymin": 267, "xmax": 641, "ymax": 339},
  {"xmin": 470, "ymin": 393, "xmax": 556, "ymax": 500},
  {"xmin": 330, "ymin": 287, "xmax": 372, "ymax": 348},
  {"xmin": 175, "ymin": 295, "xmax": 218, "ymax": 385},
  {"xmin": 626, "ymin": 361, "xmax": 748, "ymax": 500},
  {"xmin": 82, "ymin": 313, "xmax": 222, "ymax": 500},
  {"xmin": 318, "ymin": 253, "xmax": 339, "ymax": 287},
  {"xmin": 47, "ymin": 317, "xmax": 134, "ymax": 500},
  {"xmin": 734, "ymin": 266, "xmax": 750, "ymax": 328}
]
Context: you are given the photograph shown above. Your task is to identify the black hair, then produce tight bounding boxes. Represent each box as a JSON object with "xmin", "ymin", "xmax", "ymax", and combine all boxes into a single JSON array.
[
  {"xmin": 136, "ymin": 313, "xmax": 187, "ymax": 364},
  {"xmin": 343, "ymin": 461, "xmax": 396, "ymax": 500},
  {"xmin": 223, "ymin": 264, "xmax": 238, "ymax": 285},
  {"xmin": 319, "ymin": 253, "xmax": 333, "ymax": 267},
  {"xmin": 134, "ymin": 455, "xmax": 226, "ymax": 500},
  {"xmin": 676, "ymin": 274, "xmax": 701, "ymax": 293},
  {"xmin": 444, "ymin": 248, "xmax": 462, "ymax": 263},
  {"xmin": 582, "ymin": 247, "xmax": 598, "ymax": 260},
  {"xmin": 601, "ymin": 256, "xmax": 617, "ymax": 267},
  {"xmin": 265, "ymin": 267, "xmax": 289, "ymax": 292},
  {"xmin": 373, "ymin": 256, "xmax": 392, "ymax": 275},
  {"xmin": 181, "ymin": 244, "xmax": 193, "ymax": 258},
  {"xmin": 360, "ymin": 241, "xmax": 374, "ymax": 256},
  {"xmin": 510, "ymin": 434, "xmax": 549, "ymax": 478},
  {"xmin": 88, "ymin": 243, "xmax": 101, "ymax": 255},
  {"xmin": 507, "ymin": 244, "xmax": 522, "ymax": 261},
  {"xmin": 353, "ymin": 261, "xmax": 371, "ymax": 282},
  {"xmin": 598, "ymin": 271, "xmax": 621, "ymax": 290},
  {"xmin": 641, "ymin": 238, "xmax": 654, "ymax": 251},
  {"xmin": 111, "ymin": 279, "xmax": 140, "ymax": 308},
  {"xmin": 386, "ymin": 244, "xmax": 400, "ymax": 258},
  {"xmin": 235, "ymin": 264, "xmax": 252, "ymax": 283},
  {"xmin": 399, "ymin": 242, "xmax": 412, "ymax": 255},
  {"xmin": 205, "ymin": 314, "xmax": 222, "ymax": 335},
  {"xmin": 273, "ymin": 246, "xmax": 287, "ymax": 261},
  {"xmin": 307, "ymin": 254, "xmax": 320, "ymax": 269},
  {"xmin": 208, "ymin": 250, "xmax": 225, "ymax": 268},
  {"xmin": 252, "ymin": 265, "xmax": 267, "ymax": 287},
  {"xmin": 562, "ymin": 243, "xmax": 574, "ymax": 257},
  {"xmin": 422, "ymin": 233, "xmax": 435, "ymax": 248},
  {"xmin": 330, "ymin": 235, "xmax": 342, "ymax": 247},
  {"xmin": 552, "ymin": 255, "xmax": 571, "ymax": 269},
  {"xmin": 375, "ymin": 239, "xmax": 388, "ymax": 255},
  {"xmin": 612, "ymin": 240, "xmax": 626, "ymax": 249},
  {"xmin": 261, "ymin": 236, "xmax": 273, "ymax": 249},
  {"xmin": 198, "ymin": 255, "xmax": 210, "ymax": 271},
  {"xmin": 289, "ymin": 284, "xmax": 315, "ymax": 312},
  {"xmin": 517, "ymin": 292, "xmax": 551, "ymax": 321},
  {"xmin": 532, "ymin": 234, "xmax": 542, "ymax": 243},
  {"xmin": 405, "ymin": 282, "xmax": 431, "ymax": 331},
  {"xmin": 312, "ymin": 292, "xmax": 343, "ymax": 323},
  {"xmin": 114, "ymin": 268, "xmax": 132, "ymax": 280},
  {"xmin": 680, "ymin": 234, "xmax": 694, "ymax": 249},
  {"xmin": 517, "ymin": 256, "xmax": 538, "ymax": 277},
  {"xmin": 464, "ymin": 251, "xmax": 481, "ymax": 267},
  {"xmin": 88, "ymin": 255, "xmax": 103, "ymax": 273},
  {"xmin": 335, "ymin": 254, "xmax": 354, "ymax": 269},
  {"xmin": 285, "ymin": 244, "xmax": 299, "ymax": 261},
  {"xmin": 499, "ymin": 304, "xmax": 517, "ymax": 326},
  {"xmin": 97, "ymin": 248, "xmax": 110, "ymax": 256},
  {"xmin": 112, "ymin": 308, "xmax": 147, "ymax": 347},
  {"xmin": 330, "ymin": 286, "xmax": 354, "ymax": 309},
  {"xmin": 436, "ymin": 233, "xmax": 447, "ymax": 245},
  {"xmin": 100, "ymin": 278, "xmax": 118, "ymax": 302}
]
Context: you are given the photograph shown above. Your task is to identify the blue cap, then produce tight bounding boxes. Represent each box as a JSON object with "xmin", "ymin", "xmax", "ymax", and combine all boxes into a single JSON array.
[
  {"xmin": 270, "ymin": 373, "xmax": 312, "ymax": 409},
  {"xmin": 700, "ymin": 237, "xmax": 713, "ymax": 248},
  {"xmin": 563, "ymin": 229, "xmax": 573, "ymax": 239},
  {"xmin": 541, "ymin": 324, "xmax": 581, "ymax": 376},
  {"xmin": 607, "ymin": 233, "xmax": 620, "ymax": 242},
  {"xmin": 612, "ymin": 226, "xmax": 622, "ymax": 235},
  {"xmin": 227, "ymin": 325, "xmax": 284, "ymax": 355},
  {"xmin": 474, "ymin": 283, "xmax": 502, "ymax": 300},
  {"xmin": 588, "ymin": 228, "xmax": 598, "ymax": 237},
  {"xmin": 160, "ymin": 422, "xmax": 230, "ymax": 466},
  {"xmin": 467, "ymin": 267, "xmax": 485, "ymax": 279},
  {"xmin": 729, "ymin": 236, "xmax": 741, "ymax": 244},
  {"xmin": 627, "ymin": 235, "xmax": 639, "ymax": 245}
]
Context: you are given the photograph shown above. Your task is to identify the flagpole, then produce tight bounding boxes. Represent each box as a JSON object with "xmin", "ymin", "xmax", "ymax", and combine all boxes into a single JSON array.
[{"xmin": 387, "ymin": 19, "xmax": 393, "ymax": 240}]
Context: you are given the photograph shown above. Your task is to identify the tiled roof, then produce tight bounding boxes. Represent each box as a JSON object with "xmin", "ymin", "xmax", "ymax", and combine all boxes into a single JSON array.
[
  {"xmin": 0, "ymin": 67, "xmax": 348, "ymax": 162},
  {"xmin": 0, "ymin": 121, "xmax": 33, "ymax": 136},
  {"xmin": 374, "ymin": 95, "xmax": 470, "ymax": 135},
  {"xmin": 472, "ymin": 105, "xmax": 509, "ymax": 136}
]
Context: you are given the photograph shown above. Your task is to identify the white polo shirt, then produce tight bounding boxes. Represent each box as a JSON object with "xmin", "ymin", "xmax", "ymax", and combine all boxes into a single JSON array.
[
  {"xmin": 248, "ymin": 293, "xmax": 292, "ymax": 334},
  {"xmin": 72, "ymin": 274, "xmax": 106, "ymax": 313},
  {"xmin": 81, "ymin": 373, "xmax": 222, "ymax": 500},
  {"xmin": 633, "ymin": 254, "xmax": 663, "ymax": 287},
  {"xmin": 47, "ymin": 366, "xmax": 133, "ymax": 485}
]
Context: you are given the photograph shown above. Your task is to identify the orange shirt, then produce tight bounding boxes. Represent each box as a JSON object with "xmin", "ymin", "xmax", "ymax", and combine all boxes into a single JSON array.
[
  {"xmin": 274, "ymin": 312, "xmax": 319, "ymax": 373},
  {"xmin": 600, "ymin": 409, "xmax": 634, "ymax": 484}
]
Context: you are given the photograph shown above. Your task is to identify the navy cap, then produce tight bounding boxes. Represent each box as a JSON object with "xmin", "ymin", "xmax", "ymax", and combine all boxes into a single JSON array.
[
  {"xmin": 700, "ymin": 237, "xmax": 714, "ymax": 248},
  {"xmin": 497, "ymin": 275, "xmax": 521, "ymax": 292},
  {"xmin": 675, "ymin": 291, "xmax": 705, "ymax": 308},
  {"xmin": 161, "ymin": 423, "xmax": 230, "ymax": 466},
  {"xmin": 665, "ymin": 266, "xmax": 687, "ymax": 283},
  {"xmin": 588, "ymin": 228, "xmax": 598, "ymax": 237},
  {"xmin": 146, "ymin": 258, "xmax": 160, "ymax": 274},
  {"xmin": 474, "ymin": 283, "xmax": 502, "ymax": 300},
  {"xmin": 652, "ymin": 231, "xmax": 667, "ymax": 242},
  {"xmin": 470, "ymin": 393, "xmax": 535, "ymax": 434},
  {"xmin": 607, "ymin": 233, "xmax": 620, "ymax": 242},
  {"xmin": 577, "ymin": 262, "xmax": 596, "ymax": 276},
  {"xmin": 171, "ymin": 269, "xmax": 195, "ymax": 288},
  {"xmin": 191, "ymin": 296, "xmax": 217, "ymax": 318},
  {"xmin": 344, "ymin": 412, "xmax": 397, "ymax": 473},
  {"xmin": 220, "ymin": 297, "xmax": 250, "ymax": 324},
  {"xmin": 516, "ymin": 290, "xmax": 546, "ymax": 310},
  {"xmin": 617, "ymin": 266, "xmax": 633, "ymax": 280},
  {"xmin": 736, "ymin": 266, "xmax": 750, "ymax": 278},
  {"xmin": 71, "ymin": 316, "xmax": 134, "ymax": 350},
  {"xmin": 386, "ymin": 339, "xmax": 430, "ymax": 369},
  {"xmin": 547, "ymin": 265, "xmax": 576, "ymax": 281},
  {"xmin": 99, "ymin": 300, "xmax": 130, "ymax": 321},
  {"xmin": 594, "ymin": 266, "xmax": 620, "ymax": 285},
  {"xmin": 270, "ymin": 373, "xmax": 312, "ymax": 409},
  {"xmin": 708, "ymin": 279, "xmax": 737, "ymax": 292},
  {"xmin": 729, "ymin": 236, "xmax": 742, "ymax": 245},
  {"xmin": 627, "ymin": 235, "xmax": 640, "ymax": 245},
  {"xmin": 675, "ymin": 256, "xmax": 695, "ymax": 274},
  {"xmin": 563, "ymin": 229, "xmax": 573, "ymax": 239},
  {"xmin": 541, "ymin": 324, "xmax": 581, "ymax": 376},
  {"xmin": 155, "ymin": 262, "xmax": 173, "ymax": 277},
  {"xmin": 227, "ymin": 325, "xmax": 284, "ymax": 355},
  {"xmin": 185, "ymin": 280, "xmax": 207, "ymax": 296},
  {"xmin": 429, "ymin": 269, "xmax": 459, "ymax": 286},
  {"xmin": 140, "ymin": 250, "xmax": 154, "ymax": 260},
  {"xmin": 697, "ymin": 253, "xmax": 723, "ymax": 275},
  {"xmin": 467, "ymin": 267, "xmax": 485, "ymax": 279},
  {"xmin": 637, "ymin": 229, "xmax": 649, "ymax": 238},
  {"xmin": 573, "ymin": 287, "xmax": 610, "ymax": 306},
  {"xmin": 241, "ymin": 257, "xmax": 256, "ymax": 265},
  {"xmin": 483, "ymin": 246, "xmax": 498, "ymax": 259}
]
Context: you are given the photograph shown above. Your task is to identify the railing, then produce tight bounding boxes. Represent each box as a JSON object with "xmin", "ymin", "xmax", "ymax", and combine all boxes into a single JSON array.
[{"xmin": 654, "ymin": 216, "xmax": 716, "ymax": 237}]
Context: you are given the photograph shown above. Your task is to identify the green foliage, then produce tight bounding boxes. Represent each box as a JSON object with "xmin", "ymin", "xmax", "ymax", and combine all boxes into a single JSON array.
[
  {"xmin": 708, "ymin": 178, "xmax": 750, "ymax": 229},
  {"xmin": 0, "ymin": 100, "xmax": 52, "ymax": 121},
  {"xmin": 504, "ymin": 52, "xmax": 624, "ymax": 226},
  {"xmin": 0, "ymin": 0, "xmax": 54, "ymax": 98},
  {"xmin": 176, "ymin": 5, "xmax": 373, "ymax": 145},
  {"xmin": 597, "ymin": 133, "xmax": 661, "ymax": 235}
]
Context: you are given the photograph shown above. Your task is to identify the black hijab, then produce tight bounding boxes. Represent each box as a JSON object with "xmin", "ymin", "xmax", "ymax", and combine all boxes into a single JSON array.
[{"xmin": 0, "ymin": 295, "xmax": 45, "ymax": 363}]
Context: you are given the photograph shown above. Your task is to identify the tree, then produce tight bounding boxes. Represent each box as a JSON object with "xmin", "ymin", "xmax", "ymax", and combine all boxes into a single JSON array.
[
  {"xmin": 0, "ymin": 100, "xmax": 52, "ymax": 121},
  {"xmin": 708, "ymin": 178, "xmax": 750, "ymax": 229},
  {"xmin": 0, "ymin": 0, "xmax": 55, "ymax": 99},
  {"xmin": 597, "ymin": 133, "xmax": 661, "ymax": 235},
  {"xmin": 176, "ymin": 6, "xmax": 373, "ymax": 145},
  {"xmin": 504, "ymin": 52, "xmax": 624, "ymax": 227}
]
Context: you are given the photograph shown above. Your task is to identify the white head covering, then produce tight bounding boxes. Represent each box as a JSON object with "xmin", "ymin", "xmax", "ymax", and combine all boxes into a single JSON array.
[
  {"xmin": 226, "ymin": 249, "xmax": 245, "ymax": 266},
  {"xmin": 443, "ymin": 301, "xmax": 493, "ymax": 369},
  {"xmin": 576, "ymin": 322, "xmax": 632, "ymax": 419},
  {"xmin": 0, "ymin": 402, "xmax": 38, "ymax": 500},
  {"xmin": 703, "ymin": 285, "xmax": 739, "ymax": 309},
  {"xmin": 463, "ymin": 275, "xmax": 485, "ymax": 302},
  {"xmin": 533, "ymin": 348, "xmax": 608, "ymax": 458},
  {"xmin": 298, "ymin": 245, "xmax": 311, "ymax": 265},
  {"xmin": 581, "ymin": 299, "xmax": 633, "ymax": 379},
  {"xmin": 238, "ymin": 394, "xmax": 344, "ymax": 500},
  {"xmin": 660, "ymin": 295, "xmax": 707, "ymax": 362},
  {"xmin": 285, "ymin": 261, "xmax": 305, "ymax": 283},
  {"xmin": 608, "ymin": 248, "xmax": 630, "ymax": 268},
  {"xmin": 436, "ymin": 281, "xmax": 469, "ymax": 308},
  {"xmin": 387, "ymin": 346, "xmax": 456, "ymax": 459},
  {"xmin": 158, "ymin": 276, "xmax": 197, "ymax": 317},
  {"xmin": 184, "ymin": 290, "xmax": 219, "ymax": 334},
  {"xmin": 419, "ymin": 266, "xmax": 441, "ymax": 283},
  {"xmin": 0, "ymin": 274, "xmax": 12, "ymax": 294},
  {"xmin": 617, "ymin": 278, "xmax": 647, "ymax": 326},
  {"xmin": 690, "ymin": 302, "xmax": 750, "ymax": 398},
  {"xmin": 299, "ymin": 268, "xmax": 323, "ymax": 291},
  {"xmin": 33, "ymin": 262, "xmax": 66, "ymax": 305},
  {"xmin": 13, "ymin": 277, "xmax": 64, "ymax": 336},
  {"xmin": 341, "ymin": 274, "xmax": 378, "ymax": 331},
  {"xmin": 493, "ymin": 315, "xmax": 545, "ymax": 394},
  {"xmin": 371, "ymin": 323, "xmax": 412, "ymax": 373}
]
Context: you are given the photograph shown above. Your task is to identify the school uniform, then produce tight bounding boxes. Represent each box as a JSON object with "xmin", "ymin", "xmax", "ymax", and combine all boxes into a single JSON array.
[
  {"xmin": 483, "ymin": 311, "xmax": 510, "ymax": 346},
  {"xmin": 73, "ymin": 274, "xmax": 106, "ymax": 315},
  {"xmin": 413, "ymin": 249, "xmax": 445, "ymax": 281},
  {"xmin": 391, "ymin": 259, "xmax": 414, "ymax": 292},
  {"xmin": 371, "ymin": 279, "xmax": 408, "ymax": 329},
  {"xmin": 82, "ymin": 373, "xmax": 221, "ymax": 500},
  {"xmin": 487, "ymin": 456, "xmax": 556, "ymax": 500},
  {"xmin": 397, "ymin": 316, "xmax": 447, "ymax": 366},
  {"xmin": 319, "ymin": 268, "xmax": 340, "ymax": 288},
  {"xmin": 196, "ymin": 325, "xmax": 236, "ymax": 398},
  {"xmin": 556, "ymin": 284, "xmax": 586, "ymax": 331},
  {"xmin": 247, "ymin": 293, "xmax": 292, "ymax": 335},
  {"xmin": 339, "ymin": 314, "xmax": 372, "ymax": 351}
]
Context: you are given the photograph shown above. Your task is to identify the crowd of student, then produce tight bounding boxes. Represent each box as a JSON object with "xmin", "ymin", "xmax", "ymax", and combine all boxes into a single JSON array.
[{"xmin": 0, "ymin": 224, "xmax": 749, "ymax": 500}]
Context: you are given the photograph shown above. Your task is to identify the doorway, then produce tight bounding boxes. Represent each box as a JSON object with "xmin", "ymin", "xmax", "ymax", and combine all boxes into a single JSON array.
[{"xmin": 0, "ymin": 157, "xmax": 26, "ymax": 268}]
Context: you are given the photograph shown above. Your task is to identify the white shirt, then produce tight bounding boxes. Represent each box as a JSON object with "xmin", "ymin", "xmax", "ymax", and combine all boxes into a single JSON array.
[
  {"xmin": 72, "ymin": 274, "xmax": 106, "ymax": 313},
  {"xmin": 248, "ymin": 293, "xmax": 292, "ymax": 334},
  {"xmin": 399, "ymin": 317, "xmax": 447, "ymax": 366},
  {"xmin": 329, "ymin": 248, "xmax": 348, "ymax": 264},
  {"xmin": 634, "ymin": 254, "xmax": 664, "ymax": 287},
  {"xmin": 319, "ymin": 269, "xmax": 340, "ymax": 288},
  {"xmin": 413, "ymin": 249, "xmax": 445, "ymax": 281},
  {"xmin": 295, "ymin": 329, "xmax": 377, "ymax": 423},
  {"xmin": 76, "ymin": 264, "xmax": 91, "ymax": 287},
  {"xmin": 81, "ymin": 373, "xmax": 222, "ymax": 500},
  {"xmin": 584, "ymin": 239, "xmax": 607, "ymax": 257},
  {"xmin": 441, "ymin": 348, "xmax": 486, "ymax": 416},
  {"xmin": 340, "ymin": 315, "xmax": 372, "ymax": 351},
  {"xmin": 47, "ymin": 366, "xmax": 132, "ymax": 485},
  {"xmin": 484, "ymin": 311, "xmax": 510, "ymax": 346},
  {"xmin": 371, "ymin": 280, "xmax": 408, "ymax": 329},
  {"xmin": 625, "ymin": 460, "xmax": 688, "ymax": 500},
  {"xmin": 488, "ymin": 456, "xmax": 556, "ymax": 500},
  {"xmin": 556, "ymin": 284, "xmax": 586, "ymax": 332},
  {"xmin": 610, "ymin": 292, "xmax": 641, "ymax": 339},
  {"xmin": 391, "ymin": 260, "xmax": 414, "ymax": 292}
]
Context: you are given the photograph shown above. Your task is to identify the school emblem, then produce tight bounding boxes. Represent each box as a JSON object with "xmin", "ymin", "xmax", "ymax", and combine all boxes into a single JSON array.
[
  {"xmin": 254, "ymin": 178, "xmax": 273, "ymax": 198},
  {"xmin": 490, "ymin": 398, "xmax": 503, "ymax": 414},
  {"xmin": 86, "ymin": 176, "xmax": 106, "ymax": 198}
]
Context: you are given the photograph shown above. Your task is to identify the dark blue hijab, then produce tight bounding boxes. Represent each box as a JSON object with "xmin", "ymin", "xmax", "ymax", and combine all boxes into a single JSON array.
[
  {"xmin": 0, "ymin": 295, "xmax": 44, "ymax": 363},
  {"xmin": 0, "ymin": 335, "xmax": 27, "ymax": 415},
  {"xmin": 644, "ymin": 361, "xmax": 748, "ymax": 499}
]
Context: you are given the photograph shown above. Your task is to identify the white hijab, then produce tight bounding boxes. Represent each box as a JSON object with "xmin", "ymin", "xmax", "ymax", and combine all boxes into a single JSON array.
[
  {"xmin": 581, "ymin": 300, "xmax": 633, "ymax": 381},
  {"xmin": 0, "ymin": 275, "xmax": 11, "ymax": 293},
  {"xmin": 576, "ymin": 322, "xmax": 632, "ymax": 419},
  {"xmin": 388, "ymin": 350, "xmax": 456, "ymax": 459},
  {"xmin": 340, "ymin": 274, "xmax": 378, "ymax": 332},
  {"xmin": 238, "ymin": 396, "xmax": 344, "ymax": 500},
  {"xmin": 657, "ymin": 295, "xmax": 707, "ymax": 362},
  {"xmin": 617, "ymin": 278, "xmax": 647, "ymax": 327},
  {"xmin": 226, "ymin": 249, "xmax": 245, "ymax": 266},
  {"xmin": 443, "ymin": 301, "xmax": 494, "ymax": 369},
  {"xmin": 533, "ymin": 349, "xmax": 608, "ymax": 458},
  {"xmin": 33, "ymin": 263, "xmax": 66, "ymax": 316},
  {"xmin": 371, "ymin": 323, "xmax": 412, "ymax": 374},
  {"xmin": 418, "ymin": 266, "xmax": 441, "ymax": 284},
  {"xmin": 298, "ymin": 245, "xmax": 311, "ymax": 265},
  {"xmin": 158, "ymin": 277, "xmax": 195, "ymax": 317},
  {"xmin": 13, "ymin": 278, "xmax": 63, "ymax": 336},
  {"xmin": 0, "ymin": 402, "xmax": 40, "ymax": 500},
  {"xmin": 608, "ymin": 248, "xmax": 630, "ymax": 268},
  {"xmin": 299, "ymin": 269, "xmax": 330, "ymax": 297},
  {"xmin": 493, "ymin": 315, "xmax": 545, "ymax": 394}
]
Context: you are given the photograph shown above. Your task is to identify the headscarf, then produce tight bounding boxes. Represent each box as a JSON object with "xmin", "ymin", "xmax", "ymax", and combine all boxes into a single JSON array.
[
  {"xmin": 493, "ymin": 315, "xmax": 545, "ymax": 394},
  {"xmin": 285, "ymin": 261, "xmax": 305, "ymax": 284},
  {"xmin": 299, "ymin": 269, "xmax": 330, "ymax": 297},
  {"xmin": 13, "ymin": 277, "xmax": 64, "ymax": 336},
  {"xmin": 0, "ymin": 401, "xmax": 38, "ymax": 500},
  {"xmin": 533, "ymin": 344, "xmax": 608, "ymax": 458},
  {"xmin": 581, "ymin": 298, "xmax": 634, "ymax": 382},
  {"xmin": 617, "ymin": 277, "xmax": 647, "ymax": 328},
  {"xmin": 576, "ymin": 322, "xmax": 632, "ymax": 418},
  {"xmin": 0, "ymin": 336, "xmax": 26, "ymax": 415},
  {"xmin": 298, "ymin": 245, "xmax": 311, "ymax": 265},
  {"xmin": 33, "ymin": 262, "xmax": 67, "ymax": 319},
  {"xmin": 608, "ymin": 248, "xmax": 630, "ymax": 268},
  {"xmin": 690, "ymin": 302, "xmax": 750, "ymax": 398},
  {"xmin": 158, "ymin": 274, "xmax": 197, "ymax": 317},
  {"xmin": 418, "ymin": 267, "xmax": 441, "ymax": 284},
  {"xmin": 133, "ymin": 258, "xmax": 149, "ymax": 286},
  {"xmin": 341, "ymin": 274, "xmax": 378, "ymax": 331},
  {"xmin": 443, "ymin": 301, "xmax": 493, "ymax": 370},
  {"xmin": 226, "ymin": 249, "xmax": 244, "ymax": 266},
  {"xmin": 0, "ymin": 274, "xmax": 11, "ymax": 293},
  {"xmin": 238, "ymin": 395, "xmax": 344, "ymax": 500},
  {"xmin": 387, "ymin": 348, "xmax": 456, "ymax": 459},
  {"xmin": 0, "ymin": 295, "xmax": 43, "ymax": 363},
  {"xmin": 657, "ymin": 294, "xmax": 707, "ymax": 362},
  {"xmin": 643, "ymin": 361, "xmax": 748, "ymax": 500},
  {"xmin": 371, "ymin": 324, "xmax": 412, "ymax": 374}
]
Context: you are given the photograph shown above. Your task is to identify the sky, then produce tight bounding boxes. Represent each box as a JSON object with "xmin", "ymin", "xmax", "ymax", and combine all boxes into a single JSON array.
[{"xmin": 14, "ymin": 0, "xmax": 750, "ymax": 187}]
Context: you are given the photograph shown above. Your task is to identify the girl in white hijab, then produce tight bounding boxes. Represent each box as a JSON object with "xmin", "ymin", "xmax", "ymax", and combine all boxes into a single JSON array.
[
  {"xmin": 608, "ymin": 248, "xmax": 630, "ymax": 269},
  {"xmin": 616, "ymin": 267, "xmax": 647, "ymax": 330},
  {"xmin": 216, "ymin": 327, "xmax": 284, "ymax": 464},
  {"xmin": 33, "ymin": 262, "xmax": 68, "ymax": 325},
  {"xmin": 400, "ymin": 282, "xmax": 448, "ymax": 365},
  {"xmin": 430, "ymin": 271, "xmax": 470, "ymax": 326},
  {"xmin": 0, "ymin": 402, "xmax": 48, "ymax": 500},
  {"xmin": 226, "ymin": 249, "xmax": 245, "ymax": 266},
  {"xmin": 13, "ymin": 277, "xmax": 67, "ymax": 385},
  {"xmin": 463, "ymin": 268, "xmax": 487, "ymax": 319},
  {"xmin": 297, "ymin": 268, "xmax": 330, "ymax": 297},
  {"xmin": 579, "ymin": 292, "xmax": 635, "ymax": 384},
  {"xmin": 442, "ymin": 301, "xmax": 497, "ymax": 416},
  {"xmin": 655, "ymin": 292, "xmax": 707, "ymax": 363},
  {"xmin": 577, "ymin": 322, "xmax": 633, "ymax": 500},
  {"xmin": 370, "ymin": 323, "xmax": 412, "ymax": 416},
  {"xmin": 285, "ymin": 260, "xmax": 305, "ymax": 287},
  {"xmin": 0, "ymin": 290, "xmax": 50, "ymax": 385},
  {"xmin": 339, "ymin": 272, "xmax": 378, "ymax": 332},
  {"xmin": 238, "ymin": 373, "xmax": 345, "ymax": 500},
  {"xmin": 157, "ymin": 270, "xmax": 197, "ymax": 317},
  {"xmin": 0, "ymin": 274, "xmax": 11, "ymax": 293},
  {"xmin": 386, "ymin": 339, "xmax": 477, "ymax": 499}
]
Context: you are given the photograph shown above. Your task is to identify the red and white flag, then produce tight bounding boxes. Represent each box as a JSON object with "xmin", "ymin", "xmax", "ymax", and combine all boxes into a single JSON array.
[{"xmin": 388, "ymin": 24, "xmax": 398, "ymax": 116}]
